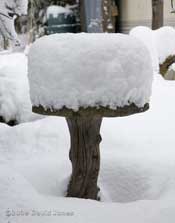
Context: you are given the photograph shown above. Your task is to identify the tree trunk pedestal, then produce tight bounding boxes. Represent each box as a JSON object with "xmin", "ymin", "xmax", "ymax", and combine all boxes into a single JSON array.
[
  {"xmin": 66, "ymin": 116, "xmax": 102, "ymax": 200},
  {"xmin": 32, "ymin": 103, "xmax": 149, "ymax": 200}
]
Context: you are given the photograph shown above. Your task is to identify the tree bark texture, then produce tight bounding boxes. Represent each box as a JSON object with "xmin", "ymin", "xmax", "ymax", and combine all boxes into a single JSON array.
[
  {"xmin": 66, "ymin": 116, "xmax": 102, "ymax": 200},
  {"xmin": 152, "ymin": 0, "xmax": 164, "ymax": 30}
]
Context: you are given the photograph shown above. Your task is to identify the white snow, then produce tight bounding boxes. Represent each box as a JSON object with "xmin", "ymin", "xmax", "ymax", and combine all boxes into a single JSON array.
[
  {"xmin": 1, "ymin": 72, "xmax": 175, "ymax": 222},
  {"xmin": 154, "ymin": 26, "xmax": 175, "ymax": 64},
  {"xmin": 46, "ymin": 5, "xmax": 72, "ymax": 19},
  {"xmin": 1, "ymin": 31, "xmax": 175, "ymax": 223},
  {"xmin": 28, "ymin": 33, "xmax": 153, "ymax": 111},
  {"xmin": 130, "ymin": 26, "xmax": 159, "ymax": 73},
  {"xmin": 130, "ymin": 26, "xmax": 175, "ymax": 71},
  {"xmin": 0, "ymin": 52, "xmax": 38, "ymax": 123}
]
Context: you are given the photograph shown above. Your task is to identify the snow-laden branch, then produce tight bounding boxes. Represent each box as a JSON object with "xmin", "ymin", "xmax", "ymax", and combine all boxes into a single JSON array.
[{"xmin": 0, "ymin": 0, "xmax": 28, "ymax": 43}]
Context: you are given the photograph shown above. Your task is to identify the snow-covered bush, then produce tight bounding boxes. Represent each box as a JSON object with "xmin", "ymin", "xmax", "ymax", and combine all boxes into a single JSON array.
[
  {"xmin": 28, "ymin": 33, "xmax": 153, "ymax": 111},
  {"xmin": 0, "ymin": 53, "xmax": 33, "ymax": 124},
  {"xmin": 154, "ymin": 26, "xmax": 175, "ymax": 64},
  {"xmin": 130, "ymin": 26, "xmax": 159, "ymax": 73},
  {"xmin": 130, "ymin": 26, "xmax": 175, "ymax": 76},
  {"xmin": 0, "ymin": 0, "xmax": 28, "ymax": 43}
]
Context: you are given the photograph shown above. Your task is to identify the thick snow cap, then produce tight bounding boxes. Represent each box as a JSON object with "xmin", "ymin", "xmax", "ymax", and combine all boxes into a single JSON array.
[{"xmin": 28, "ymin": 33, "xmax": 153, "ymax": 111}]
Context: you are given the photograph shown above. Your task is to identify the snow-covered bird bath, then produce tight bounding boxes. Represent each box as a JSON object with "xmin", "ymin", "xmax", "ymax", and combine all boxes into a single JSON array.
[
  {"xmin": 28, "ymin": 33, "xmax": 153, "ymax": 200},
  {"xmin": 130, "ymin": 26, "xmax": 175, "ymax": 79}
]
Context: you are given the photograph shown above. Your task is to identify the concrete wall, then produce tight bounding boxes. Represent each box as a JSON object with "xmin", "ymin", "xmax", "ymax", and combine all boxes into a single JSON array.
[
  {"xmin": 120, "ymin": 0, "xmax": 175, "ymax": 33},
  {"xmin": 164, "ymin": 1, "xmax": 175, "ymax": 26}
]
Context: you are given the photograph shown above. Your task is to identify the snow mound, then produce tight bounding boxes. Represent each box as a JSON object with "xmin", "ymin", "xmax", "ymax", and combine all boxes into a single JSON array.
[
  {"xmin": 0, "ymin": 53, "xmax": 32, "ymax": 123},
  {"xmin": 130, "ymin": 26, "xmax": 175, "ymax": 71},
  {"xmin": 28, "ymin": 33, "xmax": 153, "ymax": 111}
]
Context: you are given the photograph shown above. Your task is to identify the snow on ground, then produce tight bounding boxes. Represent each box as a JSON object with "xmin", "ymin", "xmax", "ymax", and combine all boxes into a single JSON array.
[
  {"xmin": 0, "ymin": 51, "xmax": 175, "ymax": 223},
  {"xmin": 1, "ymin": 74, "xmax": 175, "ymax": 223},
  {"xmin": 28, "ymin": 33, "xmax": 153, "ymax": 110},
  {"xmin": 0, "ymin": 53, "xmax": 175, "ymax": 222}
]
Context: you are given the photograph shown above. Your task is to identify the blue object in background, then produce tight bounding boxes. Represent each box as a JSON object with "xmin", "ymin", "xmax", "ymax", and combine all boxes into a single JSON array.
[{"xmin": 45, "ymin": 7, "xmax": 79, "ymax": 34}]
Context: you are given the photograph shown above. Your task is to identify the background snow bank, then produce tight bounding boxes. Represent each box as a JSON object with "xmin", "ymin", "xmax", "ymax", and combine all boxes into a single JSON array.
[
  {"xmin": 28, "ymin": 33, "xmax": 153, "ymax": 110},
  {"xmin": 130, "ymin": 26, "xmax": 175, "ymax": 71}
]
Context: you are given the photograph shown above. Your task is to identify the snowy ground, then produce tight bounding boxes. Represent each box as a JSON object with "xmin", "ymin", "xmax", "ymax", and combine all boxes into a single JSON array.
[{"xmin": 0, "ymin": 52, "xmax": 175, "ymax": 223}]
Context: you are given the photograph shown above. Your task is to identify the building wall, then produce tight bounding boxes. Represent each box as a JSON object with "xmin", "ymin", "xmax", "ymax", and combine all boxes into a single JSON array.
[
  {"xmin": 120, "ymin": 0, "xmax": 175, "ymax": 33},
  {"xmin": 164, "ymin": 1, "xmax": 175, "ymax": 26}
]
